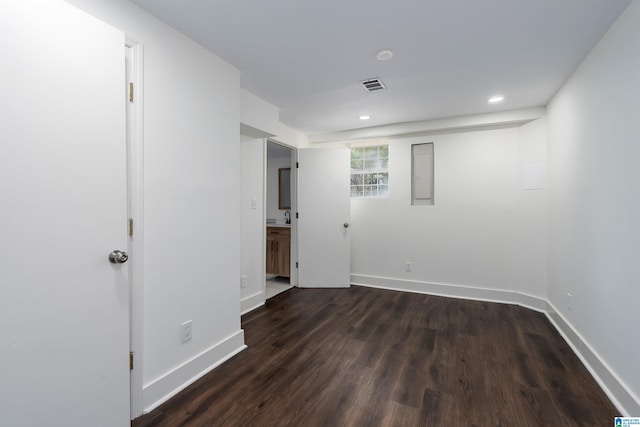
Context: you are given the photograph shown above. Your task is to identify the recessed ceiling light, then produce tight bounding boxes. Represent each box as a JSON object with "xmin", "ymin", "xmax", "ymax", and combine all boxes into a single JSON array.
[
  {"xmin": 359, "ymin": 115, "xmax": 371, "ymax": 121},
  {"xmin": 488, "ymin": 95, "xmax": 504, "ymax": 104},
  {"xmin": 376, "ymin": 50, "xmax": 394, "ymax": 61}
]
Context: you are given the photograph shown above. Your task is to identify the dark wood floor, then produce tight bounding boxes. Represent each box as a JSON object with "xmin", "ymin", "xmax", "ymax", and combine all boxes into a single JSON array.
[{"xmin": 132, "ymin": 286, "xmax": 617, "ymax": 426}]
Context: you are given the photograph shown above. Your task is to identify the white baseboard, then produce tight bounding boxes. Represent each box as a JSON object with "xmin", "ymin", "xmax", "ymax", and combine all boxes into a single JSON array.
[
  {"xmin": 241, "ymin": 290, "xmax": 265, "ymax": 315},
  {"xmin": 142, "ymin": 330, "xmax": 246, "ymax": 413},
  {"xmin": 545, "ymin": 302, "xmax": 640, "ymax": 416},
  {"xmin": 350, "ymin": 274, "xmax": 547, "ymax": 312},
  {"xmin": 351, "ymin": 274, "xmax": 640, "ymax": 416}
]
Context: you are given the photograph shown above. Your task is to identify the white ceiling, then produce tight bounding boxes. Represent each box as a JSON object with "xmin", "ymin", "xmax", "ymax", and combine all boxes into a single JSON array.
[{"xmin": 131, "ymin": 0, "xmax": 630, "ymax": 137}]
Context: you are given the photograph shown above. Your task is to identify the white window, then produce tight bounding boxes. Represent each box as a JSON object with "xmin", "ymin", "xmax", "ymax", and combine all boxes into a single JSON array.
[{"xmin": 350, "ymin": 145, "xmax": 389, "ymax": 197}]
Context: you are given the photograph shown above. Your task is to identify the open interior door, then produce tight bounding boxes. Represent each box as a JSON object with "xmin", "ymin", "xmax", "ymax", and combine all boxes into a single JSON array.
[
  {"xmin": 297, "ymin": 148, "xmax": 351, "ymax": 287},
  {"xmin": 0, "ymin": 1, "xmax": 129, "ymax": 425}
]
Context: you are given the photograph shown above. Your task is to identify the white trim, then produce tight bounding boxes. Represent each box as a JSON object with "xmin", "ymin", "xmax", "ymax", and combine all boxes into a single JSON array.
[
  {"xmin": 544, "ymin": 302, "xmax": 640, "ymax": 416},
  {"xmin": 350, "ymin": 274, "xmax": 546, "ymax": 312},
  {"xmin": 262, "ymin": 140, "xmax": 268, "ymax": 296},
  {"xmin": 142, "ymin": 330, "xmax": 246, "ymax": 413},
  {"xmin": 241, "ymin": 291, "xmax": 265, "ymax": 315},
  {"xmin": 310, "ymin": 107, "xmax": 546, "ymax": 143},
  {"xmin": 351, "ymin": 274, "xmax": 640, "ymax": 416},
  {"xmin": 289, "ymin": 144, "xmax": 298, "ymax": 287},
  {"xmin": 125, "ymin": 38, "xmax": 145, "ymax": 419},
  {"xmin": 265, "ymin": 139, "xmax": 299, "ymax": 287}
]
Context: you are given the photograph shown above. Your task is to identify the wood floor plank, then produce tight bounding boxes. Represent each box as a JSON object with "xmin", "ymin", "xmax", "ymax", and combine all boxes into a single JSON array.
[{"xmin": 132, "ymin": 286, "xmax": 618, "ymax": 427}]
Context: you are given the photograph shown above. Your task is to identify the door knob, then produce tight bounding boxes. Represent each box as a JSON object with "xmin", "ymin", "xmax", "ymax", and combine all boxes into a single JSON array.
[
  {"xmin": 109, "ymin": 250, "xmax": 129, "ymax": 264},
  {"xmin": 343, "ymin": 223, "xmax": 350, "ymax": 228}
]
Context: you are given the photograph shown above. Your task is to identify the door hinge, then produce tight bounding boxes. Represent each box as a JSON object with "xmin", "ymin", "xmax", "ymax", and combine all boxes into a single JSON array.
[
  {"xmin": 296, "ymin": 212, "xmax": 299, "ymax": 219},
  {"xmin": 129, "ymin": 82, "xmax": 134, "ymax": 103},
  {"xmin": 296, "ymin": 262, "xmax": 299, "ymax": 269},
  {"xmin": 296, "ymin": 162, "xmax": 299, "ymax": 168},
  {"xmin": 129, "ymin": 218, "xmax": 134, "ymax": 237},
  {"xmin": 129, "ymin": 352, "xmax": 134, "ymax": 370}
]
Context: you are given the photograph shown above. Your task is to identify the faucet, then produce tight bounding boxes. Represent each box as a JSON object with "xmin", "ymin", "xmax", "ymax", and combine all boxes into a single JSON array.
[{"xmin": 284, "ymin": 211, "xmax": 290, "ymax": 224}]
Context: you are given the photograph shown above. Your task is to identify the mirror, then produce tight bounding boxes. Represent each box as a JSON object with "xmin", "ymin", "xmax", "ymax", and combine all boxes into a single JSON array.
[{"xmin": 278, "ymin": 168, "xmax": 291, "ymax": 210}]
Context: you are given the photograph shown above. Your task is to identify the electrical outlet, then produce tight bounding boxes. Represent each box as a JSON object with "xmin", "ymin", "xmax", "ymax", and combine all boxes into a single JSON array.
[
  {"xmin": 405, "ymin": 261, "xmax": 412, "ymax": 272},
  {"xmin": 566, "ymin": 293, "xmax": 572, "ymax": 311},
  {"xmin": 181, "ymin": 320, "xmax": 192, "ymax": 343},
  {"xmin": 251, "ymin": 198, "xmax": 256, "ymax": 209},
  {"xmin": 240, "ymin": 275, "xmax": 247, "ymax": 288}
]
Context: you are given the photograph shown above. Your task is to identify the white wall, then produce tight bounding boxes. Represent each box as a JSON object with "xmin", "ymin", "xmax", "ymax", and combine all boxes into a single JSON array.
[
  {"xmin": 66, "ymin": 0, "xmax": 245, "ymax": 413},
  {"xmin": 272, "ymin": 122, "xmax": 310, "ymax": 148},
  {"xmin": 547, "ymin": 0, "xmax": 640, "ymax": 414},
  {"xmin": 240, "ymin": 89, "xmax": 279, "ymax": 138},
  {"xmin": 351, "ymin": 124, "xmax": 547, "ymax": 306},
  {"xmin": 240, "ymin": 139, "xmax": 266, "ymax": 312},
  {"xmin": 514, "ymin": 118, "xmax": 548, "ymax": 298}
]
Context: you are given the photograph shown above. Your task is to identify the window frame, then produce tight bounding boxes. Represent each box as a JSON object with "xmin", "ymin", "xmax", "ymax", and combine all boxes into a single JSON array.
[{"xmin": 350, "ymin": 144, "xmax": 389, "ymax": 198}]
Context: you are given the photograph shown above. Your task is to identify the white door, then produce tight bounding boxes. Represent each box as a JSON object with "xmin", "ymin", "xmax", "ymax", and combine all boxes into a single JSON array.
[
  {"xmin": 0, "ymin": 1, "xmax": 130, "ymax": 426},
  {"xmin": 297, "ymin": 148, "xmax": 351, "ymax": 288}
]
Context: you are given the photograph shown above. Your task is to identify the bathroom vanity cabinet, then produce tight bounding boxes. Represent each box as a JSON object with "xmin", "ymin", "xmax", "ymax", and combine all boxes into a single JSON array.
[{"xmin": 266, "ymin": 225, "xmax": 290, "ymax": 277}]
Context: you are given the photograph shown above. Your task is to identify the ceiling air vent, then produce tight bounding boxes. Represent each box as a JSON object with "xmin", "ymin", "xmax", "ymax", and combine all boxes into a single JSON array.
[{"xmin": 361, "ymin": 78, "xmax": 386, "ymax": 92}]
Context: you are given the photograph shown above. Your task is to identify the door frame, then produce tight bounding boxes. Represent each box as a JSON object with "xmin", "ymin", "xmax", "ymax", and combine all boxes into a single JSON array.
[
  {"xmin": 126, "ymin": 36, "xmax": 145, "ymax": 419},
  {"xmin": 264, "ymin": 139, "xmax": 298, "ymax": 290}
]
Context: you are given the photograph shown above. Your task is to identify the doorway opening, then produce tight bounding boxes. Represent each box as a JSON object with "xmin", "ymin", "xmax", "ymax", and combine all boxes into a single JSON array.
[{"xmin": 266, "ymin": 140, "xmax": 297, "ymax": 299}]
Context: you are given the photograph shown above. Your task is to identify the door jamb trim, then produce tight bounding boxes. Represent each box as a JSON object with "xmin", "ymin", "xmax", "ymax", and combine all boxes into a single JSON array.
[{"xmin": 126, "ymin": 36, "xmax": 144, "ymax": 420}]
